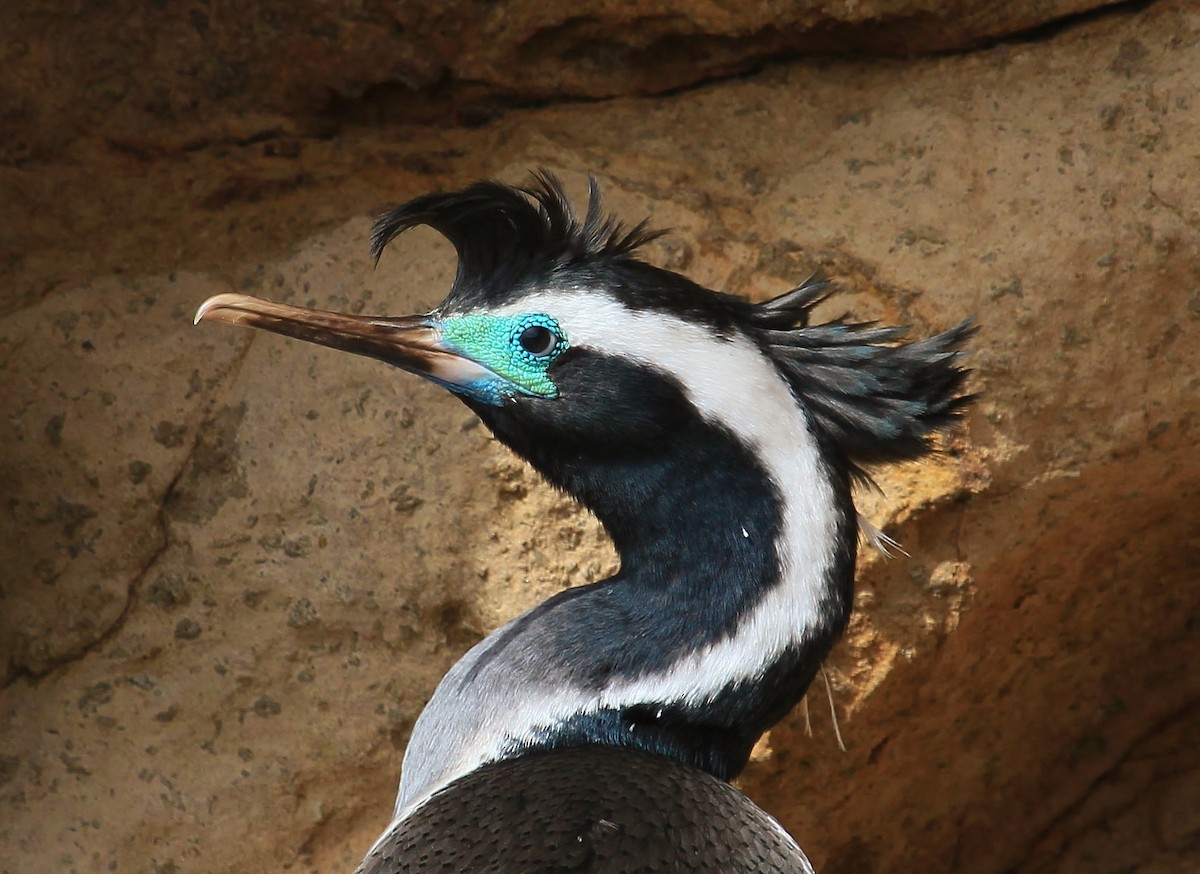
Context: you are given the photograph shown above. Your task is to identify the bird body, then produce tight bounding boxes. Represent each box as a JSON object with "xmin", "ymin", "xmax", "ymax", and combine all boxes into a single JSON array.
[
  {"xmin": 195, "ymin": 172, "xmax": 974, "ymax": 872},
  {"xmin": 358, "ymin": 745, "xmax": 813, "ymax": 873}
]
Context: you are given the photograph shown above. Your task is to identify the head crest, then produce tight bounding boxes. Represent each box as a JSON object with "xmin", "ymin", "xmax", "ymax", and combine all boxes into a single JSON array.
[
  {"xmin": 747, "ymin": 277, "xmax": 977, "ymax": 469},
  {"xmin": 371, "ymin": 170, "xmax": 663, "ymax": 311}
]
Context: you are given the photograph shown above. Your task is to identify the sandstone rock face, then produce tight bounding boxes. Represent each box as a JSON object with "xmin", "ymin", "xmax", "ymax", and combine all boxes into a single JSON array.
[
  {"xmin": 2, "ymin": 1, "xmax": 1198, "ymax": 873},
  {"xmin": 4, "ymin": 0, "xmax": 1121, "ymax": 159}
]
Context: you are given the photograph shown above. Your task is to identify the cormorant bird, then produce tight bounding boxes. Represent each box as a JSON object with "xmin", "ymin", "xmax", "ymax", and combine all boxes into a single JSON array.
[{"xmin": 195, "ymin": 172, "xmax": 974, "ymax": 872}]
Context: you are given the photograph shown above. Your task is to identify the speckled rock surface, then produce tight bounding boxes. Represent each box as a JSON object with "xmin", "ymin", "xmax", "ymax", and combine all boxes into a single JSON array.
[{"xmin": 2, "ymin": 1, "xmax": 1198, "ymax": 873}]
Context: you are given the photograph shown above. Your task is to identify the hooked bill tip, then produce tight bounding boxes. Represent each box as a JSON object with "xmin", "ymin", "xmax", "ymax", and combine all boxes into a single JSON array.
[{"xmin": 194, "ymin": 293, "xmax": 250, "ymax": 326}]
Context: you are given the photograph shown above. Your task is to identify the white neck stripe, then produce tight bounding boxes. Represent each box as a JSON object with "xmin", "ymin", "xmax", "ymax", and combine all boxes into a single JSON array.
[{"xmin": 505, "ymin": 290, "xmax": 839, "ymax": 708}]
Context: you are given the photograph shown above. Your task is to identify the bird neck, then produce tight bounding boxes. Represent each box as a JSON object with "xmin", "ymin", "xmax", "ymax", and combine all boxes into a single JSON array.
[
  {"xmin": 488, "ymin": 403, "xmax": 857, "ymax": 776},
  {"xmin": 394, "ymin": 326, "xmax": 858, "ymax": 819}
]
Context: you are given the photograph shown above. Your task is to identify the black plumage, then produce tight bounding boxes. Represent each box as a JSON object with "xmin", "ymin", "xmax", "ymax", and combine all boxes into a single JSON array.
[
  {"xmin": 751, "ymin": 279, "xmax": 976, "ymax": 465},
  {"xmin": 355, "ymin": 746, "xmax": 813, "ymax": 874},
  {"xmin": 371, "ymin": 171, "xmax": 664, "ymax": 314},
  {"xmin": 457, "ymin": 393, "xmax": 842, "ymax": 782}
]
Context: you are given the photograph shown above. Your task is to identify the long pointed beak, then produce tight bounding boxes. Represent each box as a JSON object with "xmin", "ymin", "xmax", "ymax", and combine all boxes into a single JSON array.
[{"xmin": 194, "ymin": 293, "xmax": 492, "ymax": 390}]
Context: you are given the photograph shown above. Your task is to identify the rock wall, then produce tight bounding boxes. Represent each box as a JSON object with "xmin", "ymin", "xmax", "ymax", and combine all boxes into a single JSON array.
[
  {"xmin": 2, "ymin": 1, "xmax": 1198, "ymax": 872},
  {"xmin": 4, "ymin": 0, "xmax": 1123, "ymax": 160}
]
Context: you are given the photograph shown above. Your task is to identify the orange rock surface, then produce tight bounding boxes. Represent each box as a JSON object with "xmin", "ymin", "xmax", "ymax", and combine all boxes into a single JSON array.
[{"xmin": 2, "ymin": 2, "xmax": 1197, "ymax": 872}]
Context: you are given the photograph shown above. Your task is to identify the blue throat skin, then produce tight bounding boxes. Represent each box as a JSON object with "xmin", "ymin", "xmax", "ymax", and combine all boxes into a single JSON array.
[{"xmin": 436, "ymin": 313, "xmax": 569, "ymax": 405}]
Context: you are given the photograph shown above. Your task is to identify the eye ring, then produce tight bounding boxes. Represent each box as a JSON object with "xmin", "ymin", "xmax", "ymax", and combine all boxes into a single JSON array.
[{"xmin": 518, "ymin": 324, "xmax": 558, "ymax": 357}]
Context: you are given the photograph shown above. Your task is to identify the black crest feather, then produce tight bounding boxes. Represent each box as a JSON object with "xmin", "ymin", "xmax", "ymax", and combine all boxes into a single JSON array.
[
  {"xmin": 749, "ymin": 277, "xmax": 977, "ymax": 466},
  {"xmin": 371, "ymin": 169, "xmax": 663, "ymax": 311}
]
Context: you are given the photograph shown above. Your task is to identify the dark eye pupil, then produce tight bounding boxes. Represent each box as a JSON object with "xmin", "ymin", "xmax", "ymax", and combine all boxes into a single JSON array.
[{"xmin": 518, "ymin": 325, "xmax": 556, "ymax": 356}]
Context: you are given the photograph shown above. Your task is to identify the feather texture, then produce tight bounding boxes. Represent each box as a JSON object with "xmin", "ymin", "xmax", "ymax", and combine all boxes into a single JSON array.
[
  {"xmin": 749, "ymin": 277, "xmax": 977, "ymax": 465},
  {"xmin": 373, "ymin": 170, "xmax": 975, "ymax": 466},
  {"xmin": 372, "ymin": 170, "xmax": 663, "ymax": 313}
]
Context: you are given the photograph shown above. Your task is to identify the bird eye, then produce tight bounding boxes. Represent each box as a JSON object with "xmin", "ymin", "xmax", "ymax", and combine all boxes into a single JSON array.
[{"xmin": 518, "ymin": 324, "xmax": 558, "ymax": 357}]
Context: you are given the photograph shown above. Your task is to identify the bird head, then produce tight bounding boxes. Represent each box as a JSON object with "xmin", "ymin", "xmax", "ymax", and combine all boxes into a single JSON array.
[{"xmin": 196, "ymin": 170, "xmax": 973, "ymax": 503}]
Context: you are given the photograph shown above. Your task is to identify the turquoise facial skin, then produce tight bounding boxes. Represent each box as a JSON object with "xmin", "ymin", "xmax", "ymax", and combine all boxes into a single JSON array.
[{"xmin": 436, "ymin": 313, "xmax": 569, "ymax": 405}]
